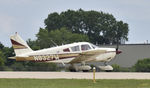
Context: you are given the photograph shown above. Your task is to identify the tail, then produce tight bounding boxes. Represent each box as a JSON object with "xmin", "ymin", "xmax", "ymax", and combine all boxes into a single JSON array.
[{"xmin": 10, "ymin": 32, "xmax": 33, "ymax": 56}]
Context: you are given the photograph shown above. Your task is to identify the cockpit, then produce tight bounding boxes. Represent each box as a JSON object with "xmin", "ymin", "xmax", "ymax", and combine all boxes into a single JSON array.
[{"xmin": 63, "ymin": 43, "xmax": 99, "ymax": 53}]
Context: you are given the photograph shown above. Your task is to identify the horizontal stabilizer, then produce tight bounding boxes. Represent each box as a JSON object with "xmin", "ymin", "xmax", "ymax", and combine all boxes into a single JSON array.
[
  {"xmin": 8, "ymin": 57, "xmax": 16, "ymax": 59},
  {"xmin": 8, "ymin": 56, "xmax": 33, "ymax": 61}
]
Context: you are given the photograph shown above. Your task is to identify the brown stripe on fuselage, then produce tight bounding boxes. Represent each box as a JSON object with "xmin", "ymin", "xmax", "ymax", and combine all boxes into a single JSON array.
[
  {"xmin": 31, "ymin": 56, "xmax": 78, "ymax": 62},
  {"xmin": 29, "ymin": 53, "xmax": 80, "ymax": 62}
]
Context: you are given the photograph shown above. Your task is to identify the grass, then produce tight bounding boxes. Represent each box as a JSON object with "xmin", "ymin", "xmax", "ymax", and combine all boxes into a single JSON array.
[{"xmin": 0, "ymin": 79, "xmax": 150, "ymax": 88}]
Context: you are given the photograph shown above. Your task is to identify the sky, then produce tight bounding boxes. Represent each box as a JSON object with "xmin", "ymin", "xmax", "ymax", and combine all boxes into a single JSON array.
[{"xmin": 0, "ymin": 0, "xmax": 150, "ymax": 47}]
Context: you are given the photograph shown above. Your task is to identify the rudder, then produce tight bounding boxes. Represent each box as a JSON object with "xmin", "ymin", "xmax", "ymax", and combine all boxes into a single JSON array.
[{"xmin": 10, "ymin": 33, "xmax": 33, "ymax": 56}]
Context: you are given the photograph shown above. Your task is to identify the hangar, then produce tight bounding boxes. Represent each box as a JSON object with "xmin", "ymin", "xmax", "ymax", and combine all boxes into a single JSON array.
[{"xmin": 101, "ymin": 44, "xmax": 150, "ymax": 67}]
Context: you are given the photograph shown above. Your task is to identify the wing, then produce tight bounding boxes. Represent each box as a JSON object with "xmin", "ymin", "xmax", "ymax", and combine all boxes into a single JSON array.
[{"xmin": 69, "ymin": 50, "xmax": 106, "ymax": 64}]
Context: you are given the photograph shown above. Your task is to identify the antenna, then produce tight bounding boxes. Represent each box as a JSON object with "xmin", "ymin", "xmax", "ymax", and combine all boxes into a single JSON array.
[{"xmin": 51, "ymin": 40, "xmax": 58, "ymax": 46}]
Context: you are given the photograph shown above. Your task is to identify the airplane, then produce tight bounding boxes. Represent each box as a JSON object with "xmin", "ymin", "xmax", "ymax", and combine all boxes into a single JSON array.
[{"xmin": 9, "ymin": 33, "xmax": 122, "ymax": 72}]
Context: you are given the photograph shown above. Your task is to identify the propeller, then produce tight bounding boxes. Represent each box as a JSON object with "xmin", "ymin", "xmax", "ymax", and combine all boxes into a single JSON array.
[{"xmin": 116, "ymin": 35, "xmax": 122, "ymax": 54}]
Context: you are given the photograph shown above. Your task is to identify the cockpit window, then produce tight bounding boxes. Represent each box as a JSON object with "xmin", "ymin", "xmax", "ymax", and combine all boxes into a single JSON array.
[
  {"xmin": 81, "ymin": 44, "xmax": 91, "ymax": 51},
  {"xmin": 71, "ymin": 45, "xmax": 80, "ymax": 52},
  {"xmin": 63, "ymin": 48, "xmax": 70, "ymax": 52}
]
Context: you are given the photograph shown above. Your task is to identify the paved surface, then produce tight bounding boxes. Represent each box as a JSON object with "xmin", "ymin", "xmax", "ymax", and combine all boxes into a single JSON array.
[{"xmin": 0, "ymin": 72, "xmax": 150, "ymax": 79}]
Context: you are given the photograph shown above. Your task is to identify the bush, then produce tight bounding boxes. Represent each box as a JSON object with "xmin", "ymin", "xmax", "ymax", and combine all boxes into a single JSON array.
[
  {"xmin": 112, "ymin": 64, "xmax": 121, "ymax": 72},
  {"xmin": 134, "ymin": 58, "xmax": 150, "ymax": 72},
  {"xmin": 10, "ymin": 62, "xmax": 27, "ymax": 71},
  {"xmin": 9, "ymin": 62, "xmax": 58, "ymax": 71},
  {"xmin": 0, "ymin": 66, "xmax": 13, "ymax": 71},
  {"xmin": 27, "ymin": 62, "xmax": 58, "ymax": 71},
  {"xmin": 112, "ymin": 64, "xmax": 134, "ymax": 72}
]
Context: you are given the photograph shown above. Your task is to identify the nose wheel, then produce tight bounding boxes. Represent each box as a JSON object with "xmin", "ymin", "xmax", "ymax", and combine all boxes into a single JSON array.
[{"xmin": 98, "ymin": 62, "xmax": 113, "ymax": 71}]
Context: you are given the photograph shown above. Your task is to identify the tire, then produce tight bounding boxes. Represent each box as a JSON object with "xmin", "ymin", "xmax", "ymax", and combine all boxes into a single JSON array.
[
  {"xmin": 82, "ymin": 70, "xmax": 89, "ymax": 72},
  {"xmin": 106, "ymin": 70, "xmax": 112, "ymax": 72}
]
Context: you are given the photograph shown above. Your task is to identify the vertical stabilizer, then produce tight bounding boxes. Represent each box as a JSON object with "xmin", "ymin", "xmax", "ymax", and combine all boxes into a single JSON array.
[{"xmin": 10, "ymin": 33, "xmax": 33, "ymax": 56}]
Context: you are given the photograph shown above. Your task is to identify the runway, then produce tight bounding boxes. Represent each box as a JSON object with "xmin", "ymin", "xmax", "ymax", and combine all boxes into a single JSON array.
[{"xmin": 0, "ymin": 72, "xmax": 150, "ymax": 79}]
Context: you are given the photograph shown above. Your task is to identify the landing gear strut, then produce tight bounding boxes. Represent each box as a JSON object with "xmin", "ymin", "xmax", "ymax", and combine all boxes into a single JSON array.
[{"xmin": 104, "ymin": 62, "xmax": 107, "ymax": 66}]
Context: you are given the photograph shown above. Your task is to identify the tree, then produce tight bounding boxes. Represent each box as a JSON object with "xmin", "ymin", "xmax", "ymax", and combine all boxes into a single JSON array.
[
  {"xmin": 44, "ymin": 9, "xmax": 129, "ymax": 44},
  {"xmin": 45, "ymin": 12, "xmax": 62, "ymax": 31},
  {"xmin": 0, "ymin": 42, "xmax": 4, "ymax": 50},
  {"xmin": 134, "ymin": 58, "xmax": 150, "ymax": 72},
  {"xmin": 36, "ymin": 27, "xmax": 89, "ymax": 49},
  {"xmin": 27, "ymin": 39, "xmax": 40, "ymax": 50},
  {"xmin": 2, "ymin": 47, "xmax": 15, "ymax": 66},
  {"xmin": 0, "ymin": 43, "xmax": 6, "ymax": 66},
  {"xmin": 36, "ymin": 28, "xmax": 52, "ymax": 49},
  {"xmin": 0, "ymin": 51, "xmax": 5, "ymax": 66}
]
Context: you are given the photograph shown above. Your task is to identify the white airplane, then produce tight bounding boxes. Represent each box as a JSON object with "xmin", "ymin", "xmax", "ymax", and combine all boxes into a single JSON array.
[{"xmin": 9, "ymin": 33, "xmax": 122, "ymax": 72}]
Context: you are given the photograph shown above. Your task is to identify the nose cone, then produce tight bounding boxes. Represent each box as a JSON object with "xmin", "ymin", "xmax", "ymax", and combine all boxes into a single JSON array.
[{"xmin": 116, "ymin": 49, "xmax": 122, "ymax": 54}]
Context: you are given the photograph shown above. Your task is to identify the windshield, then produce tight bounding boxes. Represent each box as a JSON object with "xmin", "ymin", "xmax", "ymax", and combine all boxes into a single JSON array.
[{"xmin": 90, "ymin": 43, "xmax": 99, "ymax": 49}]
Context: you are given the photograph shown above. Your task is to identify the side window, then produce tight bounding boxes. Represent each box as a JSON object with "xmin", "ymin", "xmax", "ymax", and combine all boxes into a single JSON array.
[
  {"xmin": 63, "ymin": 48, "xmax": 70, "ymax": 52},
  {"xmin": 71, "ymin": 46, "xmax": 80, "ymax": 52},
  {"xmin": 81, "ymin": 44, "xmax": 91, "ymax": 51}
]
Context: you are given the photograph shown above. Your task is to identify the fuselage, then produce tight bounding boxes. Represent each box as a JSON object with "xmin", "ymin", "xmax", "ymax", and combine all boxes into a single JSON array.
[{"xmin": 16, "ymin": 42, "xmax": 116, "ymax": 64}]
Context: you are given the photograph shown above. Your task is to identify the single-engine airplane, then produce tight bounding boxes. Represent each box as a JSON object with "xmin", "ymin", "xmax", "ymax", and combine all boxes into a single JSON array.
[{"xmin": 9, "ymin": 33, "xmax": 122, "ymax": 72}]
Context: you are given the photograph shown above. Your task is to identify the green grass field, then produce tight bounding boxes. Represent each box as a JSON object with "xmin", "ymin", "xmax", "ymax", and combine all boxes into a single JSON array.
[{"xmin": 0, "ymin": 79, "xmax": 150, "ymax": 88}]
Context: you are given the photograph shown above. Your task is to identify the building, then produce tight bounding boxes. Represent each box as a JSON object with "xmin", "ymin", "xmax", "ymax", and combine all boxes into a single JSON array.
[{"xmin": 101, "ymin": 44, "xmax": 150, "ymax": 67}]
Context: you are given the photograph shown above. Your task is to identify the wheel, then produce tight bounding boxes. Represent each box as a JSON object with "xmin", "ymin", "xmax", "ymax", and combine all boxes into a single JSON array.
[
  {"xmin": 69, "ymin": 69, "xmax": 77, "ymax": 72},
  {"xmin": 106, "ymin": 70, "xmax": 112, "ymax": 72},
  {"xmin": 69, "ymin": 65, "xmax": 77, "ymax": 72},
  {"xmin": 82, "ymin": 70, "xmax": 89, "ymax": 72}
]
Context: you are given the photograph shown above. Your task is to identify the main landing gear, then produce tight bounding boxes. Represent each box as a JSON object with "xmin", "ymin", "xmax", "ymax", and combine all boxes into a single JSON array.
[{"xmin": 69, "ymin": 62, "xmax": 91, "ymax": 72}]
